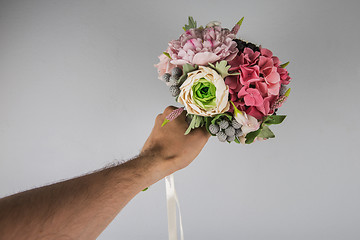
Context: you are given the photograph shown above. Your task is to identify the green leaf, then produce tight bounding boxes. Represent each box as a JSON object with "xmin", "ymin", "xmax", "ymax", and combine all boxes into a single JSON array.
[
  {"xmin": 208, "ymin": 60, "xmax": 231, "ymax": 78},
  {"xmin": 163, "ymin": 52, "xmax": 171, "ymax": 59},
  {"xmin": 231, "ymin": 17, "xmax": 245, "ymax": 35},
  {"xmin": 228, "ymin": 72, "xmax": 241, "ymax": 76},
  {"xmin": 142, "ymin": 187, "xmax": 148, "ymax": 191},
  {"xmin": 230, "ymin": 100, "xmax": 242, "ymax": 118},
  {"xmin": 280, "ymin": 61, "xmax": 289, "ymax": 68},
  {"xmin": 183, "ymin": 63, "xmax": 197, "ymax": 74},
  {"xmin": 258, "ymin": 125, "xmax": 275, "ymax": 139},
  {"xmin": 208, "ymin": 62, "xmax": 215, "ymax": 68},
  {"xmin": 245, "ymin": 117, "xmax": 277, "ymax": 144},
  {"xmin": 234, "ymin": 137, "xmax": 241, "ymax": 144},
  {"xmin": 263, "ymin": 115, "xmax": 286, "ymax": 125},
  {"xmin": 178, "ymin": 64, "xmax": 198, "ymax": 85},
  {"xmin": 205, "ymin": 117, "xmax": 215, "ymax": 136},
  {"xmin": 245, "ymin": 128, "xmax": 262, "ymax": 144},
  {"xmin": 284, "ymin": 88, "xmax": 291, "ymax": 97},
  {"xmin": 210, "ymin": 113, "xmax": 232, "ymax": 125},
  {"xmin": 161, "ymin": 119, "xmax": 170, "ymax": 127},
  {"xmin": 185, "ymin": 116, "xmax": 196, "ymax": 135},
  {"xmin": 184, "ymin": 115, "xmax": 204, "ymax": 135},
  {"xmin": 236, "ymin": 17, "xmax": 244, "ymax": 28},
  {"xmin": 194, "ymin": 115, "xmax": 204, "ymax": 128},
  {"xmin": 183, "ymin": 16, "xmax": 197, "ymax": 31}
]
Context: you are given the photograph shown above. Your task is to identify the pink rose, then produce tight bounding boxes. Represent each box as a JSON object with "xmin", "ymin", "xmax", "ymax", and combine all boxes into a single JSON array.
[{"xmin": 154, "ymin": 52, "xmax": 176, "ymax": 80}]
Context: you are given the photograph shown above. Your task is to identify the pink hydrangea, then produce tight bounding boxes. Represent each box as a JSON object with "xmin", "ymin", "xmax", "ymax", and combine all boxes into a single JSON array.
[
  {"xmin": 225, "ymin": 47, "xmax": 291, "ymax": 120},
  {"xmin": 228, "ymin": 47, "xmax": 260, "ymax": 69},
  {"xmin": 238, "ymin": 87, "xmax": 264, "ymax": 107},
  {"xmin": 166, "ymin": 26, "xmax": 238, "ymax": 66},
  {"xmin": 277, "ymin": 67, "xmax": 291, "ymax": 85}
]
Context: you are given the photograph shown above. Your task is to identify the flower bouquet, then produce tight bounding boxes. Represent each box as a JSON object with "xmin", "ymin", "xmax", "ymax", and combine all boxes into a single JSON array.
[{"xmin": 155, "ymin": 17, "xmax": 291, "ymax": 144}]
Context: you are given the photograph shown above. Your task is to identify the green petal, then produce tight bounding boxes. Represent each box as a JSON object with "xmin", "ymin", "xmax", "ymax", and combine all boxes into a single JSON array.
[{"xmin": 192, "ymin": 79, "xmax": 217, "ymax": 110}]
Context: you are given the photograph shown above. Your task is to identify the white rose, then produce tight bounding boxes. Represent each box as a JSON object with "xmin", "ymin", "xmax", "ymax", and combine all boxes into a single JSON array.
[{"xmin": 177, "ymin": 66, "xmax": 230, "ymax": 116}]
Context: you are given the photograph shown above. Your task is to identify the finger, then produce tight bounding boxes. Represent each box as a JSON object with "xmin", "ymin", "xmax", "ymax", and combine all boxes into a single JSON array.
[
  {"xmin": 155, "ymin": 113, "xmax": 164, "ymax": 128},
  {"xmin": 202, "ymin": 127, "xmax": 211, "ymax": 138},
  {"xmin": 196, "ymin": 126, "xmax": 211, "ymax": 139},
  {"xmin": 163, "ymin": 105, "xmax": 177, "ymax": 115},
  {"xmin": 163, "ymin": 106, "xmax": 187, "ymax": 126}
]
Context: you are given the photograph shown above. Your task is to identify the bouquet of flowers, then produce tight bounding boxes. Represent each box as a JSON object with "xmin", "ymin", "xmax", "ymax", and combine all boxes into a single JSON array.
[{"xmin": 155, "ymin": 17, "xmax": 291, "ymax": 144}]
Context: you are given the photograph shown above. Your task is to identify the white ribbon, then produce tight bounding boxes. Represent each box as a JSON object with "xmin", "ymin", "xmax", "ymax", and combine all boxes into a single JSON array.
[{"xmin": 165, "ymin": 174, "xmax": 184, "ymax": 240}]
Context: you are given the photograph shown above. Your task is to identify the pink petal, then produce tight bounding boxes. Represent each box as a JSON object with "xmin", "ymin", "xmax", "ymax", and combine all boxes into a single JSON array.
[
  {"xmin": 203, "ymin": 40, "xmax": 213, "ymax": 49},
  {"xmin": 183, "ymin": 41, "xmax": 195, "ymax": 51},
  {"xmin": 154, "ymin": 53, "xmax": 175, "ymax": 79},
  {"xmin": 258, "ymin": 56, "xmax": 273, "ymax": 72},
  {"xmin": 230, "ymin": 94, "xmax": 238, "ymax": 102},
  {"xmin": 244, "ymin": 88, "xmax": 264, "ymax": 107},
  {"xmin": 267, "ymin": 82, "xmax": 281, "ymax": 95},
  {"xmin": 256, "ymin": 95, "xmax": 274, "ymax": 116},
  {"xmin": 177, "ymin": 49, "xmax": 187, "ymax": 58},
  {"xmin": 255, "ymin": 81, "xmax": 268, "ymax": 98},
  {"xmin": 228, "ymin": 55, "xmax": 244, "ymax": 70},
  {"xmin": 265, "ymin": 95, "xmax": 276, "ymax": 112},
  {"xmin": 240, "ymin": 65, "xmax": 260, "ymax": 85},
  {"xmin": 265, "ymin": 67, "xmax": 280, "ymax": 84},
  {"xmin": 238, "ymin": 86, "xmax": 248, "ymax": 98},
  {"xmin": 250, "ymin": 89, "xmax": 264, "ymax": 106},
  {"xmin": 278, "ymin": 67, "xmax": 291, "ymax": 85},
  {"xmin": 260, "ymin": 48, "xmax": 273, "ymax": 57},
  {"xmin": 170, "ymin": 59, "xmax": 189, "ymax": 65},
  {"xmin": 272, "ymin": 56, "xmax": 280, "ymax": 67},
  {"xmin": 243, "ymin": 47, "xmax": 254, "ymax": 55},
  {"xmin": 228, "ymin": 100, "xmax": 246, "ymax": 114},
  {"xmin": 224, "ymin": 51, "xmax": 238, "ymax": 62},
  {"xmin": 244, "ymin": 95, "xmax": 255, "ymax": 106},
  {"xmin": 231, "ymin": 24, "xmax": 240, "ymax": 35},
  {"xmin": 225, "ymin": 75, "xmax": 240, "ymax": 90},
  {"xmin": 192, "ymin": 52, "xmax": 220, "ymax": 65},
  {"xmin": 246, "ymin": 106, "xmax": 264, "ymax": 120}
]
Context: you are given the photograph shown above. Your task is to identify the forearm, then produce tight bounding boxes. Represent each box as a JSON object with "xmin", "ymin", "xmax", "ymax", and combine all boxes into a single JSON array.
[
  {"xmin": 0, "ymin": 152, "xmax": 172, "ymax": 240},
  {"xmin": 0, "ymin": 106, "xmax": 209, "ymax": 239}
]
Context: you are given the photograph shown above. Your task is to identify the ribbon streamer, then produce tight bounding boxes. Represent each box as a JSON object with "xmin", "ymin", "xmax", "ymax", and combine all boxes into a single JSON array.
[{"xmin": 165, "ymin": 174, "xmax": 184, "ymax": 240}]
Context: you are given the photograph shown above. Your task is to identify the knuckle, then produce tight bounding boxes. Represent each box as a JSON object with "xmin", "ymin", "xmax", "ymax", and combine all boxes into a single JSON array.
[
  {"xmin": 164, "ymin": 105, "xmax": 177, "ymax": 114},
  {"xmin": 156, "ymin": 113, "xmax": 163, "ymax": 121}
]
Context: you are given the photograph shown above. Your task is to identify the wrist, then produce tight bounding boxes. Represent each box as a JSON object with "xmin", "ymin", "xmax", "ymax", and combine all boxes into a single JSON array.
[{"xmin": 138, "ymin": 148, "xmax": 178, "ymax": 180}]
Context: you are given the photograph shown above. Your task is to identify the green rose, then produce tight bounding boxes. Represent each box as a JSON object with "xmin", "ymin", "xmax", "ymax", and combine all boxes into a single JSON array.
[{"xmin": 192, "ymin": 78, "xmax": 217, "ymax": 110}]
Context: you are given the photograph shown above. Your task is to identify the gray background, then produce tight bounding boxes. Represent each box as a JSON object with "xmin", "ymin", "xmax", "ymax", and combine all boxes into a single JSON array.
[{"xmin": 1, "ymin": 0, "xmax": 359, "ymax": 239}]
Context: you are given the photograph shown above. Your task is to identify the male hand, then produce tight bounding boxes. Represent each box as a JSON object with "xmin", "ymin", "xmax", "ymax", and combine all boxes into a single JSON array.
[{"xmin": 141, "ymin": 106, "xmax": 210, "ymax": 174}]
